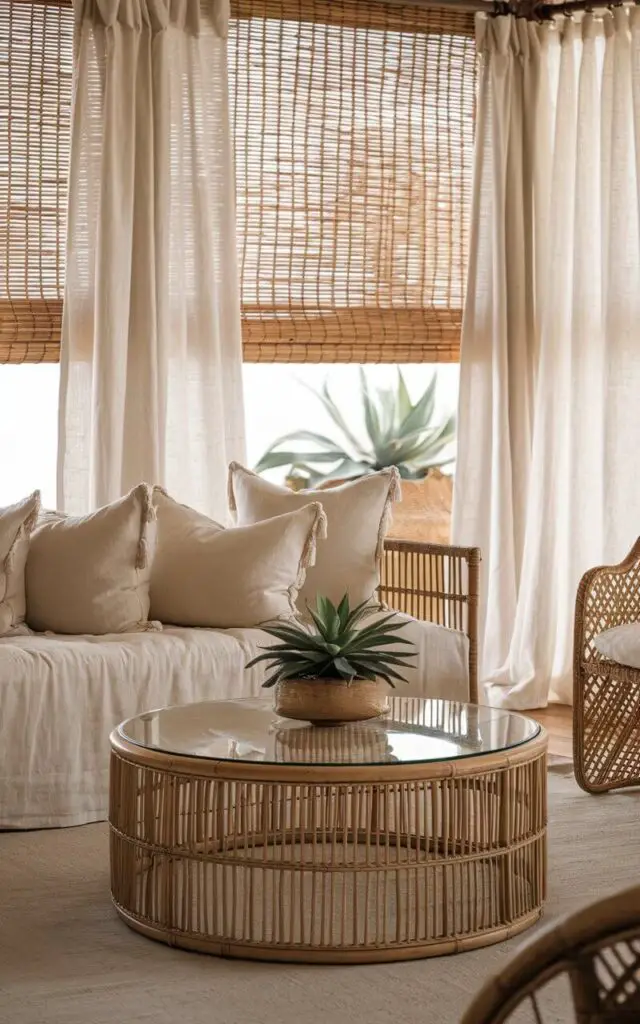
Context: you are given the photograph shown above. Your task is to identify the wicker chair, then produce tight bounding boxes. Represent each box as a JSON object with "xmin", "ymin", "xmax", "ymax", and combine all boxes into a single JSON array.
[
  {"xmin": 574, "ymin": 539, "xmax": 640, "ymax": 793},
  {"xmin": 461, "ymin": 885, "xmax": 640, "ymax": 1023},
  {"xmin": 379, "ymin": 539, "xmax": 480, "ymax": 704}
]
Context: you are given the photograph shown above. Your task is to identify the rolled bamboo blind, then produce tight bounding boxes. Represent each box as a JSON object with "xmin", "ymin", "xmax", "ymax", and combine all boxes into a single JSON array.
[
  {"xmin": 229, "ymin": 0, "xmax": 476, "ymax": 363},
  {"xmin": 0, "ymin": 0, "xmax": 73, "ymax": 364}
]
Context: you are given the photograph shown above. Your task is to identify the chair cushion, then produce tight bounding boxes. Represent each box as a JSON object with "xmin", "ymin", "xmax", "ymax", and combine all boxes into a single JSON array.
[
  {"xmin": 150, "ymin": 488, "xmax": 327, "ymax": 628},
  {"xmin": 0, "ymin": 491, "xmax": 40, "ymax": 636},
  {"xmin": 26, "ymin": 483, "xmax": 156, "ymax": 635},
  {"xmin": 228, "ymin": 462, "xmax": 400, "ymax": 610},
  {"xmin": 593, "ymin": 623, "xmax": 640, "ymax": 670}
]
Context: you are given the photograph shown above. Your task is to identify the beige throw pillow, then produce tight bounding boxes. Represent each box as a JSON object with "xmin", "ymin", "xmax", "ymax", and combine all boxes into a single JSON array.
[
  {"xmin": 150, "ymin": 488, "xmax": 327, "ymax": 628},
  {"xmin": 227, "ymin": 463, "xmax": 401, "ymax": 608},
  {"xmin": 0, "ymin": 491, "xmax": 40, "ymax": 636},
  {"xmin": 26, "ymin": 484, "xmax": 156, "ymax": 635}
]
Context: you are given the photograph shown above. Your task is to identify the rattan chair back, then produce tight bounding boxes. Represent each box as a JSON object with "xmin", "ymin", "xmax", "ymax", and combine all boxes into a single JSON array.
[
  {"xmin": 573, "ymin": 538, "xmax": 640, "ymax": 792},
  {"xmin": 461, "ymin": 885, "xmax": 640, "ymax": 1023}
]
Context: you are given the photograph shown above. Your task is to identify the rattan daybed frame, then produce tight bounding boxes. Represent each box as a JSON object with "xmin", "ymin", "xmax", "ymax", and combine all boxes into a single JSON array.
[
  {"xmin": 574, "ymin": 538, "xmax": 640, "ymax": 793},
  {"xmin": 379, "ymin": 539, "xmax": 480, "ymax": 704}
]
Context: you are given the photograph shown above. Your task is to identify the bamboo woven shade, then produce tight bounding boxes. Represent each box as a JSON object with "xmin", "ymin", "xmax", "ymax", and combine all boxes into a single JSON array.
[
  {"xmin": 0, "ymin": 0, "xmax": 73, "ymax": 364},
  {"xmin": 2, "ymin": 0, "xmax": 475, "ymax": 365},
  {"xmin": 229, "ymin": 0, "xmax": 476, "ymax": 362}
]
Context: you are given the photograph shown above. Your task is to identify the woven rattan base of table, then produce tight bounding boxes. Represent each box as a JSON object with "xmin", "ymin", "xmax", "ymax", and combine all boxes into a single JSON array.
[{"xmin": 109, "ymin": 724, "xmax": 547, "ymax": 964}]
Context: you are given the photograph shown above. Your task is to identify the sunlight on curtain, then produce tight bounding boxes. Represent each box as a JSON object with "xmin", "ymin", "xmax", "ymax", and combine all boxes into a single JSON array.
[{"xmin": 454, "ymin": 10, "xmax": 640, "ymax": 708}]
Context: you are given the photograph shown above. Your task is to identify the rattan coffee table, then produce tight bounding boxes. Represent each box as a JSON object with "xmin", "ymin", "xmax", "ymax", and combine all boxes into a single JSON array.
[{"xmin": 109, "ymin": 697, "xmax": 547, "ymax": 963}]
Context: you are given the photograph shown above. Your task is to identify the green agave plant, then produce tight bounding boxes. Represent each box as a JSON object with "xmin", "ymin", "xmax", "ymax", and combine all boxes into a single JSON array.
[
  {"xmin": 254, "ymin": 368, "xmax": 456, "ymax": 486},
  {"xmin": 247, "ymin": 594, "xmax": 417, "ymax": 689}
]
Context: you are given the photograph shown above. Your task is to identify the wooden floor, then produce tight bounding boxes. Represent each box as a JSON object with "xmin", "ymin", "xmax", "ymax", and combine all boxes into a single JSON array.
[{"xmin": 528, "ymin": 704, "xmax": 573, "ymax": 759}]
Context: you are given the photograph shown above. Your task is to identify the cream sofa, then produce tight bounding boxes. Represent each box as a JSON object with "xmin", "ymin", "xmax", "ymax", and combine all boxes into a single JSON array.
[{"xmin": 0, "ymin": 540, "xmax": 479, "ymax": 829}]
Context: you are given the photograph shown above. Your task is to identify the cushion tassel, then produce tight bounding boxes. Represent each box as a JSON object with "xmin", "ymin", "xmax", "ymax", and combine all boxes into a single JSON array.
[
  {"xmin": 227, "ymin": 462, "xmax": 239, "ymax": 515},
  {"xmin": 375, "ymin": 466, "xmax": 402, "ymax": 560},
  {"xmin": 4, "ymin": 493, "xmax": 41, "ymax": 577},
  {"xmin": 135, "ymin": 483, "xmax": 156, "ymax": 571},
  {"xmin": 295, "ymin": 502, "xmax": 328, "ymax": 591}
]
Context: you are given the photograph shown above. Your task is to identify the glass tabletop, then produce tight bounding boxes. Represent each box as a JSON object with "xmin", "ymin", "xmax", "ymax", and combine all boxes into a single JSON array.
[{"xmin": 117, "ymin": 697, "xmax": 540, "ymax": 766}]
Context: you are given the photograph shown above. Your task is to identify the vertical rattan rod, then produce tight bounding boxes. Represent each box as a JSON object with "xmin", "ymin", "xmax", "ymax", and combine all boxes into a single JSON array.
[{"xmin": 467, "ymin": 547, "xmax": 480, "ymax": 705}]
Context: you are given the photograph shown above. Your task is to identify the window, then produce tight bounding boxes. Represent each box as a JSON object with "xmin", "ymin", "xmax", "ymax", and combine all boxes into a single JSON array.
[
  {"xmin": 0, "ymin": 363, "xmax": 58, "ymax": 506},
  {"xmin": 229, "ymin": 0, "xmax": 476, "ymax": 362},
  {"xmin": 1, "ymin": 0, "xmax": 475, "ymax": 367}
]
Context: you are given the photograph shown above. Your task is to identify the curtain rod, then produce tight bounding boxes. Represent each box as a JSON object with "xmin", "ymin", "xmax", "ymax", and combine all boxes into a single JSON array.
[
  {"xmin": 504, "ymin": 0, "xmax": 637, "ymax": 16},
  {"xmin": 389, "ymin": 0, "xmax": 637, "ymax": 17},
  {"xmin": 537, "ymin": 0, "xmax": 639, "ymax": 15},
  {"xmin": 24, "ymin": 0, "xmax": 640, "ymax": 22},
  {"xmin": 385, "ymin": 0, "xmax": 494, "ymax": 11}
]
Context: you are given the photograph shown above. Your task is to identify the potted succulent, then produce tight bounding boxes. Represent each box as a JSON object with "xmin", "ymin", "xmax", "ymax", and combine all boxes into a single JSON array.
[
  {"xmin": 247, "ymin": 594, "xmax": 417, "ymax": 725},
  {"xmin": 254, "ymin": 369, "xmax": 456, "ymax": 543}
]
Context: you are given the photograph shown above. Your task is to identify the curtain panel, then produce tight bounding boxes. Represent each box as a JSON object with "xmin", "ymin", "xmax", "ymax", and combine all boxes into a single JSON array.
[
  {"xmin": 454, "ymin": 9, "xmax": 640, "ymax": 708},
  {"xmin": 58, "ymin": 0, "xmax": 245, "ymax": 517}
]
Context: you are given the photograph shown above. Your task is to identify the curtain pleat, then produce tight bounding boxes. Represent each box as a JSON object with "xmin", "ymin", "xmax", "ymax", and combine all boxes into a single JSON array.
[{"xmin": 76, "ymin": 0, "xmax": 216, "ymax": 34}]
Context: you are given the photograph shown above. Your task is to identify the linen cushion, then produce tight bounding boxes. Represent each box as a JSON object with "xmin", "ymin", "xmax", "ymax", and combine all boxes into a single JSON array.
[
  {"xmin": 0, "ymin": 491, "xmax": 40, "ymax": 636},
  {"xmin": 227, "ymin": 463, "xmax": 401, "ymax": 608},
  {"xmin": 593, "ymin": 623, "xmax": 640, "ymax": 670},
  {"xmin": 26, "ymin": 484, "xmax": 156, "ymax": 635},
  {"xmin": 150, "ymin": 488, "xmax": 327, "ymax": 628}
]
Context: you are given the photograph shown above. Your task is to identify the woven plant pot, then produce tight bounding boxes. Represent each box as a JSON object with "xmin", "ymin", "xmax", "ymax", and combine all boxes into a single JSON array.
[{"xmin": 274, "ymin": 678, "xmax": 390, "ymax": 726}]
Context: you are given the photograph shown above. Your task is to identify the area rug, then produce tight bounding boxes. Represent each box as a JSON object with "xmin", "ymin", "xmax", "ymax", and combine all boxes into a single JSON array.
[
  {"xmin": 547, "ymin": 753, "xmax": 575, "ymax": 776},
  {"xmin": 1, "ymin": 773, "xmax": 638, "ymax": 1024}
]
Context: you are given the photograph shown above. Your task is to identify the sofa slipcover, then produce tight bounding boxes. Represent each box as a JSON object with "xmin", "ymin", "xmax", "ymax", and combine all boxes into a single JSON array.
[{"xmin": 0, "ymin": 614, "xmax": 468, "ymax": 828}]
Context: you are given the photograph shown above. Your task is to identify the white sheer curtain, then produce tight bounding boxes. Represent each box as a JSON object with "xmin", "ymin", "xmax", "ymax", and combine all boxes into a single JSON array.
[
  {"xmin": 58, "ymin": 0, "xmax": 246, "ymax": 520},
  {"xmin": 454, "ymin": 9, "xmax": 640, "ymax": 709}
]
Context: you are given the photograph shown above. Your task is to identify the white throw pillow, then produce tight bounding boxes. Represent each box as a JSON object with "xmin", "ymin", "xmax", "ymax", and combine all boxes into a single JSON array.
[
  {"xmin": 150, "ymin": 488, "xmax": 328, "ymax": 628},
  {"xmin": 593, "ymin": 623, "xmax": 640, "ymax": 670},
  {"xmin": 227, "ymin": 463, "xmax": 401, "ymax": 609},
  {"xmin": 26, "ymin": 484, "xmax": 157, "ymax": 635},
  {"xmin": 0, "ymin": 491, "xmax": 40, "ymax": 636}
]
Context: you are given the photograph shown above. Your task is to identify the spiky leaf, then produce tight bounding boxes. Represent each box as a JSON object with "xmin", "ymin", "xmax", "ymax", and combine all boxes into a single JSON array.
[
  {"xmin": 396, "ymin": 369, "xmax": 413, "ymax": 423},
  {"xmin": 250, "ymin": 594, "xmax": 416, "ymax": 690}
]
